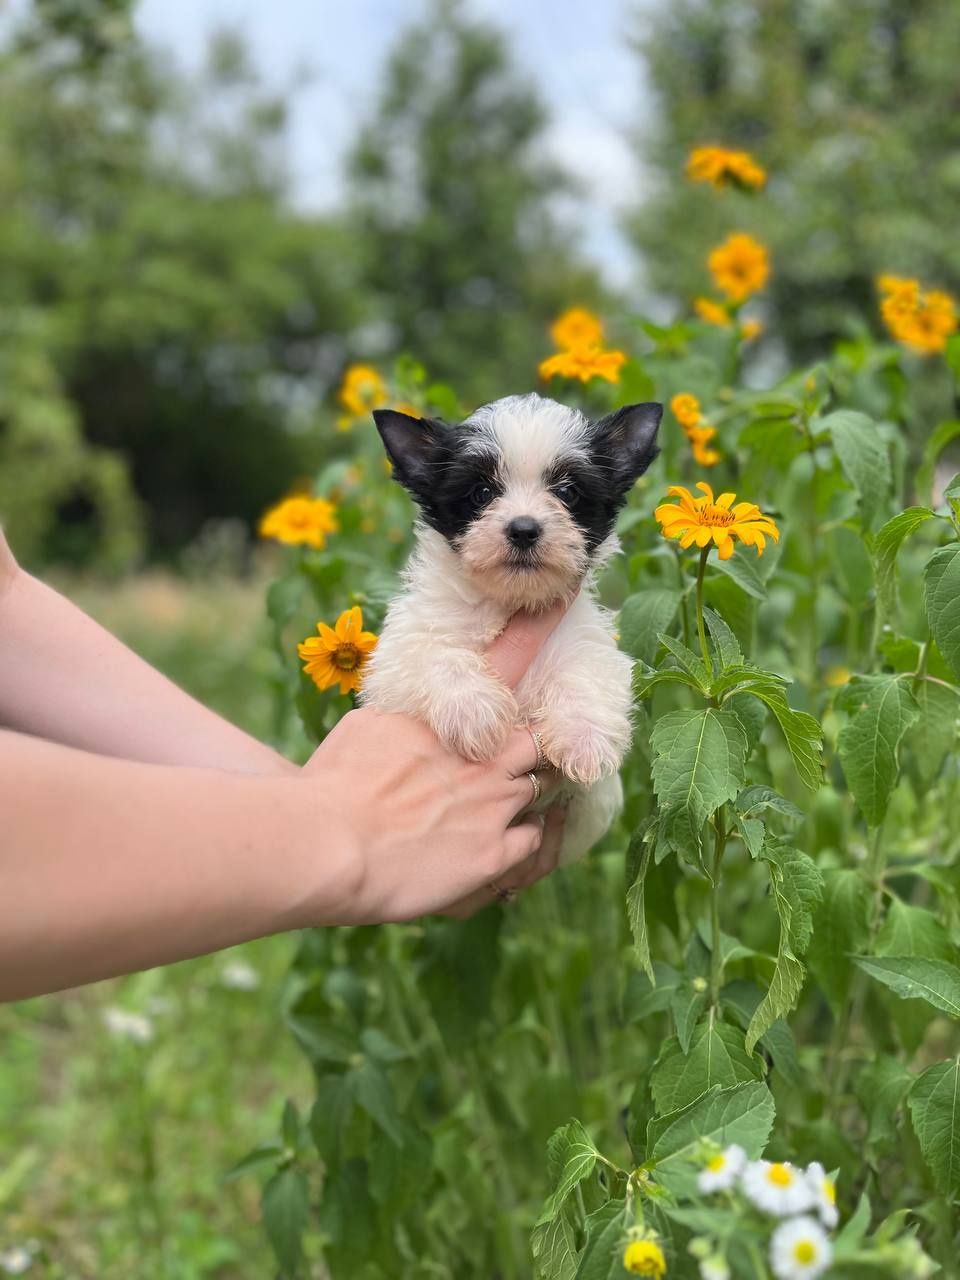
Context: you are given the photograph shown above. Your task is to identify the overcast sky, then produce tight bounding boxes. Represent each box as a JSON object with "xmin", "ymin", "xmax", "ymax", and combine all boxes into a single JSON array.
[{"xmin": 134, "ymin": 0, "xmax": 656, "ymax": 283}]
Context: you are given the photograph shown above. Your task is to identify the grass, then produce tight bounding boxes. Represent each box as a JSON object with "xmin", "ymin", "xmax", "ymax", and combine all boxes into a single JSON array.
[{"xmin": 1, "ymin": 568, "xmax": 311, "ymax": 1278}]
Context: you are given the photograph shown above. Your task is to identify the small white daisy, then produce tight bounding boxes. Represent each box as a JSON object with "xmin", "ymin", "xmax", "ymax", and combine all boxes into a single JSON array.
[
  {"xmin": 804, "ymin": 1162, "xmax": 838, "ymax": 1228},
  {"xmin": 769, "ymin": 1216, "xmax": 833, "ymax": 1280},
  {"xmin": 741, "ymin": 1159, "xmax": 815, "ymax": 1216},
  {"xmin": 697, "ymin": 1143, "xmax": 747, "ymax": 1193},
  {"xmin": 0, "ymin": 1246, "xmax": 33, "ymax": 1275},
  {"xmin": 220, "ymin": 959, "xmax": 261, "ymax": 991},
  {"xmin": 102, "ymin": 1007, "xmax": 153, "ymax": 1045},
  {"xmin": 700, "ymin": 1257, "xmax": 730, "ymax": 1280}
]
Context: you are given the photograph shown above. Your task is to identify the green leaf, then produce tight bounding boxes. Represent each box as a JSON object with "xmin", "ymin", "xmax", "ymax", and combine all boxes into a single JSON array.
[
  {"xmin": 368, "ymin": 1119, "xmax": 432, "ymax": 1218},
  {"xmin": 261, "ymin": 1166, "xmax": 309, "ymax": 1275},
  {"xmin": 909, "ymin": 1058, "xmax": 960, "ymax": 1194},
  {"xmin": 712, "ymin": 548, "xmax": 767, "ymax": 599},
  {"xmin": 650, "ymin": 709, "xmax": 748, "ymax": 859},
  {"xmin": 876, "ymin": 899, "xmax": 955, "ymax": 961},
  {"xmin": 907, "ymin": 677, "xmax": 959, "ymax": 789},
  {"xmin": 573, "ymin": 1198, "xmax": 628, "ymax": 1280},
  {"xmin": 352, "ymin": 1060, "xmax": 405, "ymax": 1145},
  {"xmin": 745, "ymin": 845, "xmax": 822, "ymax": 1052},
  {"xmin": 626, "ymin": 828, "xmax": 654, "ymax": 982},
  {"xmin": 646, "ymin": 1082, "xmax": 775, "ymax": 1197},
  {"xmin": 854, "ymin": 1055, "xmax": 914, "ymax": 1153},
  {"xmin": 633, "ymin": 664, "xmax": 703, "ymax": 700},
  {"xmin": 659, "ymin": 632, "xmax": 713, "ymax": 687},
  {"xmin": 736, "ymin": 678, "xmax": 823, "ymax": 790},
  {"xmin": 651, "ymin": 1017, "xmax": 762, "ymax": 1113},
  {"xmin": 924, "ymin": 544, "xmax": 960, "ymax": 681},
  {"xmin": 852, "ymin": 956, "xmax": 960, "ymax": 1017},
  {"xmin": 281, "ymin": 1099, "xmax": 301, "ymax": 1150},
  {"xmin": 537, "ymin": 1119, "xmax": 600, "ymax": 1224},
  {"xmin": 872, "ymin": 507, "xmax": 937, "ymax": 623},
  {"xmin": 531, "ymin": 1211, "xmax": 578, "ymax": 1280},
  {"xmin": 703, "ymin": 606, "xmax": 743, "ymax": 669},
  {"xmin": 735, "ymin": 785, "xmax": 805, "ymax": 824},
  {"xmin": 808, "ymin": 869, "xmax": 872, "ymax": 1015},
  {"xmin": 821, "ymin": 409, "xmax": 891, "ymax": 528},
  {"xmin": 223, "ymin": 1145, "xmax": 283, "ymax": 1183},
  {"xmin": 917, "ymin": 419, "xmax": 960, "ymax": 504},
  {"xmin": 670, "ymin": 980, "xmax": 709, "ymax": 1054},
  {"xmin": 837, "ymin": 675, "xmax": 920, "ymax": 826},
  {"xmin": 726, "ymin": 692, "xmax": 767, "ymax": 756},
  {"xmin": 619, "ymin": 588, "xmax": 683, "ymax": 665},
  {"xmin": 721, "ymin": 980, "xmax": 803, "ymax": 1089}
]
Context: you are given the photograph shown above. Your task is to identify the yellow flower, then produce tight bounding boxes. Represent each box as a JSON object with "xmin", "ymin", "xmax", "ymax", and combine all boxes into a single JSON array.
[
  {"xmin": 655, "ymin": 481, "xmax": 779, "ymax": 560},
  {"xmin": 691, "ymin": 439, "xmax": 721, "ymax": 467},
  {"xmin": 687, "ymin": 145, "xmax": 766, "ymax": 190},
  {"xmin": 694, "ymin": 297, "xmax": 732, "ymax": 327},
  {"xmin": 298, "ymin": 606, "xmax": 378, "ymax": 696},
  {"xmin": 550, "ymin": 306, "xmax": 604, "ymax": 351},
  {"xmin": 877, "ymin": 274, "xmax": 919, "ymax": 302},
  {"xmin": 708, "ymin": 233, "xmax": 770, "ymax": 302},
  {"xmin": 539, "ymin": 345, "xmax": 626, "ymax": 384},
  {"xmin": 258, "ymin": 496, "xmax": 339, "ymax": 550},
  {"xmin": 623, "ymin": 1238, "xmax": 667, "ymax": 1277},
  {"xmin": 878, "ymin": 276, "xmax": 958, "ymax": 355},
  {"xmin": 740, "ymin": 318, "xmax": 763, "ymax": 341},
  {"xmin": 671, "ymin": 393, "xmax": 702, "ymax": 429},
  {"xmin": 392, "ymin": 401, "xmax": 421, "ymax": 418},
  {"xmin": 337, "ymin": 364, "xmax": 388, "ymax": 421},
  {"xmin": 826, "ymin": 665, "xmax": 850, "ymax": 687}
]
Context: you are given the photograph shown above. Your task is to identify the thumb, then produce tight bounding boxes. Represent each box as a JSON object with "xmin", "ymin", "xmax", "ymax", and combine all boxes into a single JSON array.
[{"xmin": 483, "ymin": 602, "xmax": 567, "ymax": 690}]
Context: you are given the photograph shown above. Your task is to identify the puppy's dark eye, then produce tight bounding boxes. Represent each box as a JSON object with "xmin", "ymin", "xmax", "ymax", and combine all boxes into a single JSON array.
[
  {"xmin": 471, "ymin": 483, "xmax": 494, "ymax": 507},
  {"xmin": 554, "ymin": 480, "xmax": 580, "ymax": 505}
]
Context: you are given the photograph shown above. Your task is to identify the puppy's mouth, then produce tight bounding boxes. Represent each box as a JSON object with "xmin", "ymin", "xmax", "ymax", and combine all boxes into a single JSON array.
[{"xmin": 502, "ymin": 549, "xmax": 543, "ymax": 571}]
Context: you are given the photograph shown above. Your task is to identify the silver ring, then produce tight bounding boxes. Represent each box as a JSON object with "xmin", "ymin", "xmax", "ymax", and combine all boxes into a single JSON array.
[
  {"xmin": 528, "ymin": 771, "xmax": 542, "ymax": 804},
  {"xmin": 489, "ymin": 880, "xmax": 517, "ymax": 903},
  {"xmin": 529, "ymin": 728, "xmax": 547, "ymax": 772}
]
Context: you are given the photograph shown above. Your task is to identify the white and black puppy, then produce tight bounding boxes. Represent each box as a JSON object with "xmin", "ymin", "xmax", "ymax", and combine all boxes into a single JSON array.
[{"xmin": 361, "ymin": 392, "xmax": 661, "ymax": 864}]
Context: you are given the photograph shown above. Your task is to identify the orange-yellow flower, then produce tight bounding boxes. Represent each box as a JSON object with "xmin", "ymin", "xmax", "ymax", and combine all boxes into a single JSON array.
[
  {"xmin": 622, "ymin": 1237, "xmax": 667, "ymax": 1277},
  {"xmin": 549, "ymin": 306, "xmax": 604, "ymax": 351},
  {"xmin": 740, "ymin": 318, "xmax": 763, "ymax": 341},
  {"xmin": 694, "ymin": 297, "xmax": 732, "ymax": 327},
  {"xmin": 655, "ymin": 482, "xmax": 779, "ymax": 560},
  {"xmin": 392, "ymin": 401, "xmax": 422, "ymax": 418},
  {"xmin": 879, "ymin": 275, "xmax": 958, "ymax": 355},
  {"xmin": 298, "ymin": 606, "xmax": 378, "ymax": 696},
  {"xmin": 337, "ymin": 364, "xmax": 388, "ymax": 423},
  {"xmin": 258, "ymin": 496, "xmax": 339, "ymax": 550},
  {"xmin": 687, "ymin": 145, "xmax": 766, "ymax": 191},
  {"xmin": 539, "ymin": 345, "xmax": 626, "ymax": 384},
  {"xmin": 708, "ymin": 233, "xmax": 770, "ymax": 303},
  {"xmin": 688, "ymin": 425, "xmax": 721, "ymax": 467},
  {"xmin": 671, "ymin": 393, "xmax": 702, "ymax": 429}
]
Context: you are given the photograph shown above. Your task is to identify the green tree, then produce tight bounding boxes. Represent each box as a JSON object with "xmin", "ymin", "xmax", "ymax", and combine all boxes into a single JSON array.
[
  {"xmin": 627, "ymin": 0, "xmax": 960, "ymax": 360},
  {"xmin": 1, "ymin": 4, "xmax": 363, "ymax": 564},
  {"xmin": 347, "ymin": 0, "xmax": 604, "ymax": 406}
]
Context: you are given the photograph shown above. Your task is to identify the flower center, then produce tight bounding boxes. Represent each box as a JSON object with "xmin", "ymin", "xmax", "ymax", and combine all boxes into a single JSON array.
[
  {"xmin": 334, "ymin": 644, "xmax": 359, "ymax": 671},
  {"xmin": 701, "ymin": 504, "xmax": 736, "ymax": 527},
  {"xmin": 793, "ymin": 1242, "xmax": 816, "ymax": 1264},
  {"xmin": 707, "ymin": 1155, "xmax": 726, "ymax": 1173},
  {"xmin": 766, "ymin": 1163, "xmax": 794, "ymax": 1187}
]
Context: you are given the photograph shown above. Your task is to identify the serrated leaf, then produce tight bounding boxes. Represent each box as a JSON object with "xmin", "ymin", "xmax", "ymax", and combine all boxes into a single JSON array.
[
  {"xmin": 738, "ymin": 816, "xmax": 765, "ymax": 858},
  {"xmin": 735, "ymin": 785, "xmax": 805, "ymax": 824},
  {"xmin": 876, "ymin": 899, "xmax": 955, "ymax": 961},
  {"xmin": 646, "ymin": 1082, "xmax": 775, "ymax": 1196},
  {"xmin": 619, "ymin": 588, "xmax": 683, "ymax": 665},
  {"xmin": 671, "ymin": 980, "xmax": 708, "ymax": 1054},
  {"xmin": 651, "ymin": 1017, "xmax": 762, "ymax": 1113},
  {"xmin": 854, "ymin": 1055, "xmax": 914, "ymax": 1153},
  {"xmin": 712, "ymin": 549, "xmax": 767, "ymax": 599},
  {"xmin": 703, "ymin": 606, "xmax": 743, "ymax": 669},
  {"xmin": 737, "ymin": 678, "xmax": 823, "ymax": 791},
  {"xmin": 808, "ymin": 869, "xmax": 872, "ymax": 1015},
  {"xmin": 261, "ymin": 1166, "xmax": 309, "ymax": 1274},
  {"xmin": 721, "ymin": 980, "xmax": 803, "ymax": 1089},
  {"xmin": 836, "ymin": 675, "xmax": 920, "ymax": 826},
  {"xmin": 821, "ymin": 409, "xmax": 891, "ymax": 528},
  {"xmin": 650, "ymin": 709, "xmax": 748, "ymax": 859},
  {"xmin": 633, "ymin": 664, "xmax": 704, "ymax": 699},
  {"xmin": 909, "ymin": 1058, "xmax": 960, "ymax": 1194},
  {"xmin": 907, "ymin": 677, "xmax": 959, "ymax": 789},
  {"xmin": 626, "ymin": 829, "xmax": 654, "ymax": 981},
  {"xmin": 872, "ymin": 507, "xmax": 937, "ymax": 623},
  {"xmin": 924, "ymin": 544, "xmax": 960, "ymax": 681},
  {"xmin": 917, "ymin": 420, "xmax": 960, "ymax": 504},
  {"xmin": 727, "ymin": 692, "xmax": 766, "ymax": 755},
  {"xmin": 659, "ymin": 632, "xmax": 713, "ymax": 687},
  {"xmin": 852, "ymin": 956, "xmax": 960, "ymax": 1017},
  {"xmin": 537, "ymin": 1119, "xmax": 600, "ymax": 1224},
  {"xmin": 573, "ymin": 1198, "xmax": 628, "ymax": 1280},
  {"xmin": 531, "ymin": 1211, "xmax": 578, "ymax": 1280}
]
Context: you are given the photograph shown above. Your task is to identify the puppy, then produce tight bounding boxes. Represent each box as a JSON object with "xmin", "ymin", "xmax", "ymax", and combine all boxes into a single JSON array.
[{"xmin": 361, "ymin": 392, "xmax": 661, "ymax": 863}]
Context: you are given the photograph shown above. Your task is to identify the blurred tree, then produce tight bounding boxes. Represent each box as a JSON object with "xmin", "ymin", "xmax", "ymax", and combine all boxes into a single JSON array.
[
  {"xmin": 627, "ymin": 0, "xmax": 960, "ymax": 360},
  {"xmin": 1, "ymin": 2, "xmax": 363, "ymax": 564},
  {"xmin": 347, "ymin": 0, "xmax": 605, "ymax": 407}
]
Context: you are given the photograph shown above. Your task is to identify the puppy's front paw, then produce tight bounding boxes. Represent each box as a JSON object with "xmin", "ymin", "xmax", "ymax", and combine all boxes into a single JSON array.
[
  {"xmin": 429, "ymin": 673, "xmax": 517, "ymax": 762},
  {"xmin": 540, "ymin": 715, "xmax": 628, "ymax": 787}
]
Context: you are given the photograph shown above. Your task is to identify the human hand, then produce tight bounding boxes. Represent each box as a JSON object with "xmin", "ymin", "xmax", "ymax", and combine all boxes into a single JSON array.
[{"xmin": 299, "ymin": 605, "xmax": 569, "ymax": 923}]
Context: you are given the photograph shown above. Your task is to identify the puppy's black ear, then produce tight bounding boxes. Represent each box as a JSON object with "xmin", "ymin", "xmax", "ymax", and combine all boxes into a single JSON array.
[
  {"xmin": 592, "ymin": 402, "xmax": 662, "ymax": 490},
  {"xmin": 373, "ymin": 410, "xmax": 447, "ymax": 499}
]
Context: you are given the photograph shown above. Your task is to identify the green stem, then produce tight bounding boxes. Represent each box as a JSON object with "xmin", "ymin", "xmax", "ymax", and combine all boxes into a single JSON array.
[
  {"xmin": 709, "ymin": 807, "xmax": 729, "ymax": 1008},
  {"xmin": 674, "ymin": 546, "xmax": 692, "ymax": 649},
  {"xmin": 695, "ymin": 546, "xmax": 711, "ymax": 670}
]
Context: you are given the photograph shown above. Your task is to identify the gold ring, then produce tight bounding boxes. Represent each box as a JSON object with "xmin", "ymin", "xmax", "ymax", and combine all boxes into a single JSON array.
[
  {"xmin": 528, "ymin": 771, "xmax": 542, "ymax": 804},
  {"xmin": 529, "ymin": 728, "xmax": 547, "ymax": 772}
]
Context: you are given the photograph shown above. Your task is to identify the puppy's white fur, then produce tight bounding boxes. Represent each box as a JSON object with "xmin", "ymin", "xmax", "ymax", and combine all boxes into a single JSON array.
[{"xmin": 362, "ymin": 393, "xmax": 642, "ymax": 864}]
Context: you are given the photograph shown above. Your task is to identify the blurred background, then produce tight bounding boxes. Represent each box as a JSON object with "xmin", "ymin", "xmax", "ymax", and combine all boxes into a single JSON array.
[{"xmin": 3, "ymin": 0, "xmax": 960, "ymax": 1273}]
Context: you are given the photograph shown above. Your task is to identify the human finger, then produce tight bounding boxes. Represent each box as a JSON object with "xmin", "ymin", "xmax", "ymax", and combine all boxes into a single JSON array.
[{"xmin": 483, "ymin": 603, "xmax": 567, "ymax": 690}]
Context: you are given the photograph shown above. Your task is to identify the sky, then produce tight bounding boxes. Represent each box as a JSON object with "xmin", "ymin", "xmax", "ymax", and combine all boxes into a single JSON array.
[{"xmin": 133, "ymin": 0, "xmax": 656, "ymax": 283}]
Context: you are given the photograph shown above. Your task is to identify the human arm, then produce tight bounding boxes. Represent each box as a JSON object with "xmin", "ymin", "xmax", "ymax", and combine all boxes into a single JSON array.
[{"xmin": 0, "ymin": 528, "xmax": 293, "ymax": 774}]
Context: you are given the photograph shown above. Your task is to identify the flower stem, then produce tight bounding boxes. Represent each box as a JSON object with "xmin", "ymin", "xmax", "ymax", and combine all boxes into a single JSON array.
[
  {"xmin": 695, "ymin": 546, "xmax": 711, "ymax": 670},
  {"xmin": 709, "ymin": 806, "xmax": 729, "ymax": 1007}
]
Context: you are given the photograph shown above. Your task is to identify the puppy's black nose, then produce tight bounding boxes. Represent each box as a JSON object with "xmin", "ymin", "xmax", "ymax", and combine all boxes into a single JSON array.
[{"xmin": 506, "ymin": 516, "xmax": 542, "ymax": 548}]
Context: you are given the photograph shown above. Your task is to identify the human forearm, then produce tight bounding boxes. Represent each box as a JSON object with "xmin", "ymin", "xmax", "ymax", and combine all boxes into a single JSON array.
[
  {"xmin": 0, "ymin": 554, "xmax": 292, "ymax": 774},
  {"xmin": 0, "ymin": 730, "xmax": 349, "ymax": 1000}
]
